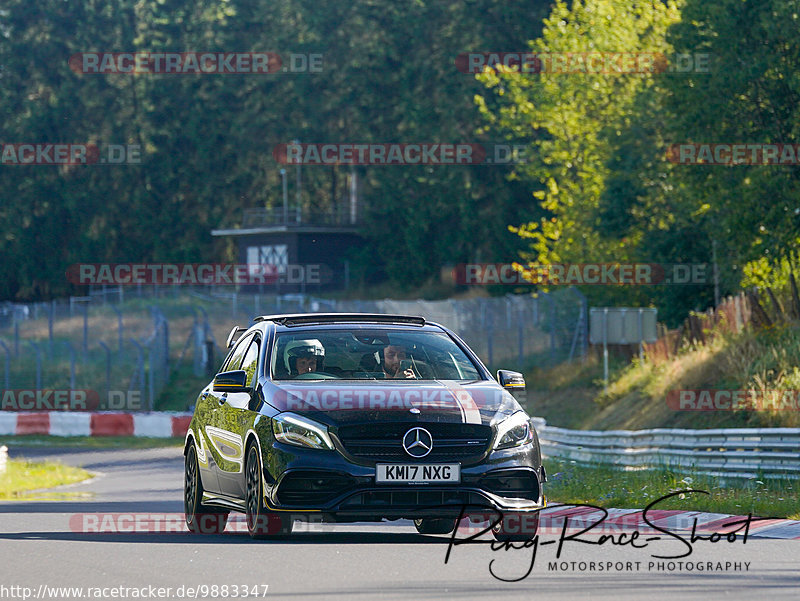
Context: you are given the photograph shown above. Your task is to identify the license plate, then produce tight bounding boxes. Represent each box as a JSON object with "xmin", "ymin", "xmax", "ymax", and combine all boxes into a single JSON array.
[{"xmin": 375, "ymin": 463, "xmax": 460, "ymax": 484}]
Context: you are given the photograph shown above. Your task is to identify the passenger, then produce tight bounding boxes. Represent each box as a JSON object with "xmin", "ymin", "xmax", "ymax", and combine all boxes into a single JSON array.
[{"xmin": 284, "ymin": 339, "xmax": 325, "ymax": 376}]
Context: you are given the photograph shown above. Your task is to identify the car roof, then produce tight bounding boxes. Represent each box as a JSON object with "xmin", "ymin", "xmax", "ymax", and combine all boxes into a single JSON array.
[
  {"xmin": 253, "ymin": 313, "xmax": 427, "ymax": 328},
  {"xmin": 229, "ymin": 315, "xmax": 446, "ymax": 349}
]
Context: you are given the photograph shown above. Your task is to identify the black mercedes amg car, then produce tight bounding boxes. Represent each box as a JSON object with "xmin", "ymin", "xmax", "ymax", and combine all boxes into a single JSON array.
[{"xmin": 183, "ymin": 313, "xmax": 546, "ymax": 540}]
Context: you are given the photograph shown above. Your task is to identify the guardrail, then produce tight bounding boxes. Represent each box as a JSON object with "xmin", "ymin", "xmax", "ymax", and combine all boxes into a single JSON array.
[{"xmin": 531, "ymin": 418, "xmax": 800, "ymax": 480}]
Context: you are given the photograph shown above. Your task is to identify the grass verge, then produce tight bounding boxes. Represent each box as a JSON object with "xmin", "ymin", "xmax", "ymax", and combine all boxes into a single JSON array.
[
  {"xmin": 543, "ymin": 458, "xmax": 800, "ymax": 519},
  {"xmin": 525, "ymin": 324, "xmax": 800, "ymax": 430},
  {"xmin": 0, "ymin": 459, "xmax": 92, "ymax": 499},
  {"xmin": 0, "ymin": 435, "xmax": 184, "ymax": 448}
]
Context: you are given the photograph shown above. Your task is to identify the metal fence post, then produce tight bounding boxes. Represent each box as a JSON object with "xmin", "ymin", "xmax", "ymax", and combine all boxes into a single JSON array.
[
  {"xmin": 110, "ymin": 304, "xmax": 123, "ymax": 354},
  {"xmin": 147, "ymin": 346, "xmax": 155, "ymax": 411},
  {"xmin": 193, "ymin": 322, "xmax": 204, "ymax": 377},
  {"xmin": 63, "ymin": 342, "xmax": 77, "ymax": 391},
  {"xmin": 99, "ymin": 341, "xmax": 111, "ymax": 405},
  {"xmin": 517, "ymin": 304, "xmax": 524, "ymax": 368},
  {"xmin": 603, "ymin": 308, "xmax": 609, "ymax": 393},
  {"xmin": 581, "ymin": 293, "xmax": 589, "ymax": 358},
  {"xmin": 27, "ymin": 342, "xmax": 41, "ymax": 390},
  {"xmin": 197, "ymin": 306, "xmax": 209, "ymax": 329},
  {"xmin": 163, "ymin": 317, "xmax": 169, "ymax": 374},
  {"xmin": 129, "ymin": 338, "xmax": 145, "ymax": 400},
  {"xmin": 48, "ymin": 301, "xmax": 55, "ymax": 357},
  {"xmin": 546, "ymin": 293, "xmax": 556, "ymax": 359},
  {"xmin": 486, "ymin": 306, "xmax": 494, "ymax": 367},
  {"xmin": 0, "ymin": 340, "xmax": 10, "ymax": 390},
  {"xmin": 82, "ymin": 303, "xmax": 89, "ymax": 358},
  {"xmin": 204, "ymin": 321, "xmax": 216, "ymax": 378}
]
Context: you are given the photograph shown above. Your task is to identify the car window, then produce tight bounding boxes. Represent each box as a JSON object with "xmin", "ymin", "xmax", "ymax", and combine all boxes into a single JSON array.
[
  {"xmin": 271, "ymin": 327, "xmax": 482, "ymax": 381},
  {"xmin": 222, "ymin": 333, "xmax": 254, "ymax": 372},
  {"xmin": 241, "ymin": 337, "xmax": 260, "ymax": 387}
]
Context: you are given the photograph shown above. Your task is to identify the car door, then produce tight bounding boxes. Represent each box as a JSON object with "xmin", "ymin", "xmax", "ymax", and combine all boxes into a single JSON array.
[
  {"xmin": 214, "ymin": 333, "xmax": 262, "ymax": 498},
  {"xmin": 192, "ymin": 379, "xmax": 222, "ymax": 495},
  {"xmin": 203, "ymin": 332, "xmax": 253, "ymax": 495}
]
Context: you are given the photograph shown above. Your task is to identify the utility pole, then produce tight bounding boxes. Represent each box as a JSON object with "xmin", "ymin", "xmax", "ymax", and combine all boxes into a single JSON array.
[
  {"xmin": 712, "ymin": 238, "xmax": 720, "ymax": 307},
  {"xmin": 292, "ymin": 139, "xmax": 301, "ymax": 223},
  {"xmin": 280, "ymin": 168, "xmax": 288, "ymax": 223}
]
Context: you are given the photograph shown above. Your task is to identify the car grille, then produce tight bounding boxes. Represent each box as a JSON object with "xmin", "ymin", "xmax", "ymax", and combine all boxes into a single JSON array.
[
  {"xmin": 276, "ymin": 471, "xmax": 355, "ymax": 506},
  {"xmin": 335, "ymin": 422, "xmax": 492, "ymax": 462},
  {"xmin": 339, "ymin": 489, "xmax": 485, "ymax": 510},
  {"xmin": 479, "ymin": 469, "xmax": 540, "ymax": 501}
]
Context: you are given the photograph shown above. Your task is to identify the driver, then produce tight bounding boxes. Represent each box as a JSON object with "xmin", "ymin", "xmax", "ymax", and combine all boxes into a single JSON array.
[{"xmin": 284, "ymin": 339, "xmax": 325, "ymax": 377}]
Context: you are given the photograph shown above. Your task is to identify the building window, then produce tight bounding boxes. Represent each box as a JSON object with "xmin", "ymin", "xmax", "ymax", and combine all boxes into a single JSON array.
[{"xmin": 247, "ymin": 244, "xmax": 288, "ymax": 277}]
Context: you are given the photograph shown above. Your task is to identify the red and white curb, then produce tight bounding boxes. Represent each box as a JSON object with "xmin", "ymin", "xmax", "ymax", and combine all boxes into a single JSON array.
[
  {"xmin": 532, "ymin": 506, "xmax": 800, "ymax": 539},
  {"xmin": 0, "ymin": 411, "xmax": 192, "ymax": 438}
]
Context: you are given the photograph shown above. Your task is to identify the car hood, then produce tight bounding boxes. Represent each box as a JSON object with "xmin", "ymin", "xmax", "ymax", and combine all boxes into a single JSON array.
[{"xmin": 266, "ymin": 379, "xmax": 523, "ymax": 427}]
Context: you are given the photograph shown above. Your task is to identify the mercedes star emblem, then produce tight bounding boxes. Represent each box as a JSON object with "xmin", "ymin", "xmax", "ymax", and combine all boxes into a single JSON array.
[{"xmin": 402, "ymin": 427, "xmax": 433, "ymax": 458}]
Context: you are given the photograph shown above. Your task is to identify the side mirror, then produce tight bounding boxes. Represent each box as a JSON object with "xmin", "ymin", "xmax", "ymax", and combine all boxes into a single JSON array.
[
  {"xmin": 213, "ymin": 370, "xmax": 249, "ymax": 393},
  {"xmin": 497, "ymin": 369, "xmax": 526, "ymax": 403}
]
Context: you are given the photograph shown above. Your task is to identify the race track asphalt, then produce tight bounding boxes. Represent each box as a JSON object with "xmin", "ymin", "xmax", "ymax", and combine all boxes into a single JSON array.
[{"xmin": 1, "ymin": 446, "xmax": 798, "ymax": 600}]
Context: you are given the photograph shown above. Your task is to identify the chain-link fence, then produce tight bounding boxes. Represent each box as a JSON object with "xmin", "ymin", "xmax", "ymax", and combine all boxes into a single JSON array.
[
  {"xmin": 0, "ymin": 300, "xmax": 170, "ymax": 412},
  {"xmin": 0, "ymin": 286, "xmax": 587, "ymax": 413},
  {"xmin": 328, "ymin": 290, "xmax": 587, "ymax": 367}
]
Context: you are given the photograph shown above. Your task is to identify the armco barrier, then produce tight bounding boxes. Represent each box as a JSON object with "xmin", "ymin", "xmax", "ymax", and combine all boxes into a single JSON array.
[
  {"xmin": 531, "ymin": 417, "xmax": 800, "ymax": 480},
  {"xmin": 0, "ymin": 412, "xmax": 192, "ymax": 438},
  {"xmin": 2, "ymin": 412, "xmax": 799, "ymax": 480}
]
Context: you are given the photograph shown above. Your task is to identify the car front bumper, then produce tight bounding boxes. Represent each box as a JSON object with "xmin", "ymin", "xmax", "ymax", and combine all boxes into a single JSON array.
[{"xmin": 262, "ymin": 440, "xmax": 544, "ymax": 520}]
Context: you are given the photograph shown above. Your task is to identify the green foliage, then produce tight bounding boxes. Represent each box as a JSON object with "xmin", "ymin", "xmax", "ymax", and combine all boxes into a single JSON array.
[
  {"xmin": 0, "ymin": 0, "xmax": 551, "ymax": 300},
  {"xmin": 477, "ymin": 0, "xmax": 800, "ymax": 325},
  {"xmin": 740, "ymin": 255, "xmax": 800, "ymax": 294},
  {"xmin": 663, "ymin": 0, "xmax": 800, "ymax": 266},
  {"xmin": 476, "ymin": 0, "xmax": 681, "ymax": 266},
  {"xmin": 0, "ymin": 458, "xmax": 91, "ymax": 498},
  {"xmin": 545, "ymin": 458, "xmax": 800, "ymax": 518}
]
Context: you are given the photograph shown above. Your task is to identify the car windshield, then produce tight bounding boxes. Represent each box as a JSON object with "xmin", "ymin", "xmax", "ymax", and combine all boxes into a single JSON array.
[{"xmin": 271, "ymin": 327, "xmax": 482, "ymax": 381}]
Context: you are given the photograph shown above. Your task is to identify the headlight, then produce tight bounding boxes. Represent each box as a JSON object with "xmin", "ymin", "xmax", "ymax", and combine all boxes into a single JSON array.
[
  {"xmin": 272, "ymin": 413, "xmax": 334, "ymax": 450},
  {"xmin": 493, "ymin": 411, "xmax": 534, "ymax": 450}
]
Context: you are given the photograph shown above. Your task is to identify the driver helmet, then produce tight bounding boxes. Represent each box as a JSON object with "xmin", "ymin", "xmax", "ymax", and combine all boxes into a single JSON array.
[{"xmin": 284, "ymin": 339, "xmax": 325, "ymax": 374}]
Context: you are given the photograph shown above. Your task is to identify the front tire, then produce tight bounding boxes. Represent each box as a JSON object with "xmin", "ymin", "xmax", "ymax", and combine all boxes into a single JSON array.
[
  {"xmin": 491, "ymin": 512, "xmax": 539, "ymax": 542},
  {"xmin": 245, "ymin": 444, "xmax": 293, "ymax": 539},
  {"xmin": 414, "ymin": 518, "xmax": 457, "ymax": 535},
  {"xmin": 184, "ymin": 444, "xmax": 229, "ymax": 534}
]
